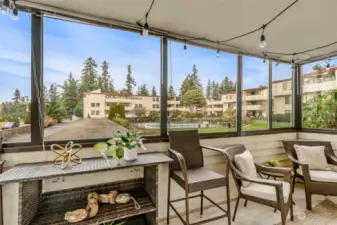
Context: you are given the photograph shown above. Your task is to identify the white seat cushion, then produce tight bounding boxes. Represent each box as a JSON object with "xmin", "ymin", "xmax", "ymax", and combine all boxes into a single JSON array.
[
  {"xmin": 234, "ymin": 150, "xmax": 257, "ymax": 187},
  {"xmin": 241, "ymin": 181, "xmax": 290, "ymax": 202},
  {"xmin": 296, "ymin": 167, "xmax": 337, "ymax": 183}
]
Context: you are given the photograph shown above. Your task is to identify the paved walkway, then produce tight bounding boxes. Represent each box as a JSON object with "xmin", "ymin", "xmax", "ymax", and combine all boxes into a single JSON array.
[{"xmin": 6, "ymin": 119, "xmax": 126, "ymax": 143}]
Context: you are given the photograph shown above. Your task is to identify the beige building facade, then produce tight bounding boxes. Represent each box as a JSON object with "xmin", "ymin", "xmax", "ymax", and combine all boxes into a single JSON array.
[{"xmin": 83, "ymin": 68, "xmax": 337, "ymax": 119}]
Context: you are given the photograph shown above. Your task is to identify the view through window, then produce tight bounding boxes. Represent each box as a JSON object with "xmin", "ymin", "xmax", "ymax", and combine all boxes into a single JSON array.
[
  {"xmin": 43, "ymin": 17, "xmax": 161, "ymax": 141},
  {"xmin": 302, "ymin": 59, "xmax": 337, "ymax": 129},
  {"xmin": 272, "ymin": 62, "xmax": 293, "ymax": 128},
  {"xmin": 0, "ymin": 13, "xmax": 31, "ymax": 143},
  {"xmin": 242, "ymin": 57, "xmax": 269, "ymax": 131},
  {"xmin": 168, "ymin": 41, "xmax": 237, "ymax": 133}
]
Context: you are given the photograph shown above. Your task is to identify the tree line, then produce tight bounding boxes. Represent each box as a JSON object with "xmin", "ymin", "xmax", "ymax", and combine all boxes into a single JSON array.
[{"xmin": 2, "ymin": 58, "xmax": 236, "ymax": 123}]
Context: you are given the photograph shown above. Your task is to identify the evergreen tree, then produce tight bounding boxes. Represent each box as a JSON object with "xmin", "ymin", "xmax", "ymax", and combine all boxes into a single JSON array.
[
  {"xmin": 12, "ymin": 88, "xmax": 21, "ymax": 103},
  {"xmin": 179, "ymin": 65, "xmax": 203, "ymax": 96},
  {"xmin": 206, "ymin": 79, "xmax": 212, "ymax": 99},
  {"xmin": 139, "ymin": 83, "xmax": 149, "ymax": 96},
  {"xmin": 63, "ymin": 73, "xmax": 79, "ymax": 117},
  {"xmin": 168, "ymin": 85, "xmax": 176, "ymax": 97},
  {"xmin": 98, "ymin": 60, "xmax": 114, "ymax": 92},
  {"xmin": 151, "ymin": 85, "xmax": 157, "ymax": 96},
  {"xmin": 80, "ymin": 57, "xmax": 98, "ymax": 96},
  {"xmin": 125, "ymin": 65, "xmax": 136, "ymax": 95},
  {"xmin": 213, "ymin": 82, "xmax": 220, "ymax": 100},
  {"xmin": 45, "ymin": 84, "xmax": 67, "ymax": 122}
]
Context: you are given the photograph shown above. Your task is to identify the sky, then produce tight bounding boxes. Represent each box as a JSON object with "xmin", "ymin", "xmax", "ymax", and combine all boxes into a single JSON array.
[{"xmin": 0, "ymin": 12, "xmax": 296, "ymax": 101}]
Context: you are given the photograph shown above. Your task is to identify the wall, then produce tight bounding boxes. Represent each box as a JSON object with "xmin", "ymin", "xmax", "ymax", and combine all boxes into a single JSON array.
[
  {"xmin": 1, "ymin": 132, "xmax": 296, "ymax": 224},
  {"xmin": 1, "ymin": 125, "xmax": 31, "ymax": 142},
  {"xmin": 298, "ymin": 132, "xmax": 337, "ymax": 152}
]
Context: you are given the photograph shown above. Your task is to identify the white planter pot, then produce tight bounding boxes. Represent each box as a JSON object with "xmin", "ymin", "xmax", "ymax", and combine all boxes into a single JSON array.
[{"xmin": 123, "ymin": 148, "xmax": 138, "ymax": 161}]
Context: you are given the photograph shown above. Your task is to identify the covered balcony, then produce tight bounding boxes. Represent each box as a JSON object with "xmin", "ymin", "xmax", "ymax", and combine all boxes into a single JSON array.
[{"xmin": 1, "ymin": 0, "xmax": 337, "ymax": 225}]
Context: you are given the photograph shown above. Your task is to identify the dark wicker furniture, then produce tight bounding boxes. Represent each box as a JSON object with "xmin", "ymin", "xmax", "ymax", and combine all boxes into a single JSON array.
[
  {"xmin": 167, "ymin": 130, "xmax": 231, "ymax": 225},
  {"xmin": 282, "ymin": 140, "xmax": 337, "ymax": 210},
  {"xmin": 224, "ymin": 144, "xmax": 293, "ymax": 225}
]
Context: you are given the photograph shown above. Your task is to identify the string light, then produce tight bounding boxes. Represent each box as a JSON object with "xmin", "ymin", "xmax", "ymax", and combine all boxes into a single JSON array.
[
  {"xmin": 260, "ymin": 25, "xmax": 266, "ymax": 48},
  {"xmin": 263, "ymin": 54, "xmax": 267, "ymax": 63},
  {"xmin": 12, "ymin": 8, "xmax": 18, "ymax": 20},
  {"xmin": 326, "ymin": 59, "xmax": 331, "ymax": 68},
  {"xmin": 1, "ymin": 0, "xmax": 10, "ymax": 15},
  {"xmin": 183, "ymin": 42, "xmax": 187, "ymax": 54},
  {"xmin": 217, "ymin": 49, "xmax": 220, "ymax": 58},
  {"xmin": 142, "ymin": 22, "xmax": 149, "ymax": 36}
]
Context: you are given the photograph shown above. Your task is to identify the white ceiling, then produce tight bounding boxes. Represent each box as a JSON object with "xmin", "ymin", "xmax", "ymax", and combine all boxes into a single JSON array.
[{"xmin": 16, "ymin": 0, "xmax": 337, "ymax": 64}]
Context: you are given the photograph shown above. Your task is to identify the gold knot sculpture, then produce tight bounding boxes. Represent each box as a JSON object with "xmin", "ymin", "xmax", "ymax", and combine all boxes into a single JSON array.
[{"xmin": 51, "ymin": 141, "xmax": 83, "ymax": 169}]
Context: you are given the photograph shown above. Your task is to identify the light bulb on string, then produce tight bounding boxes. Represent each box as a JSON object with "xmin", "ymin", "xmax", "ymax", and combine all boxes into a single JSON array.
[
  {"xmin": 260, "ymin": 34, "xmax": 266, "ymax": 48},
  {"xmin": 259, "ymin": 25, "xmax": 267, "ymax": 48},
  {"xmin": 183, "ymin": 43, "xmax": 187, "ymax": 54},
  {"xmin": 216, "ymin": 49, "xmax": 220, "ymax": 58},
  {"xmin": 12, "ymin": 9, "xmax": 18, "ymax": 20},
  {"xmin": 142, "ymin": 22, "xmax": 149, "ymax": 36}
]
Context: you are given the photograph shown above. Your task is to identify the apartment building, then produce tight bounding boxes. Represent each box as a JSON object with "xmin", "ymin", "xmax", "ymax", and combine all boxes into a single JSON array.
[
  {"xmin": 83, "ymin": 90, "xmax": 189, "ymax": 118},
  {"xmin": 83, "ymin": 68, "xmax": 337, "ymax": 119}
]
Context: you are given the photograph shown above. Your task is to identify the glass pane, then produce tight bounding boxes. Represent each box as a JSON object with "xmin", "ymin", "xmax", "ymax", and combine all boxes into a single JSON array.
[
  {"xmin": 44, "ymin": 17, "xmax": 161, "ymax": 141},
  {"xmin": 0, "ymin": 13, "xmax": 31, "ymax": 143},
  {"xmin": 168, "ymin": 41, "xmax": 237, "ymax": 133},
  {"xmin": 302, "ymin": 59, "xmax": 337, "ymax": 129},
  {"xmin": 272, "ymin": 62, "xmax": 293, "ymax": 128},
  {"xmin": 242, "ymin": 57, "xmax": 268, "ymax": 131}
]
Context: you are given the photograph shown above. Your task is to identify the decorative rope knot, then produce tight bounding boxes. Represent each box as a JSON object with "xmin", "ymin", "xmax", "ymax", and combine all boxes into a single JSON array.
[{"xmin": 51, "ymin": 141, "xmax": 83, "ymax": 169}]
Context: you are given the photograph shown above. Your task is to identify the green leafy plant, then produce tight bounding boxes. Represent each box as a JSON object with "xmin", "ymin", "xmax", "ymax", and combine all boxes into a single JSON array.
[
  {"xmin": 93, "ymin": 130, "xmax": 146, "ymax": 166},
  {"xmin": 103, "ymin": 220, "xmax": 126, "ymax": 225},
  {"xmin": 266, "ymin": 159, "xmax": 279, "ymax": 167}
]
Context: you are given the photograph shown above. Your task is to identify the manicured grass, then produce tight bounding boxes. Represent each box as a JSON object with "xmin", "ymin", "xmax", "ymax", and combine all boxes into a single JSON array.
[{"xmin": 133, "ymin": 119, "xmax": 292, "ymax": 135}]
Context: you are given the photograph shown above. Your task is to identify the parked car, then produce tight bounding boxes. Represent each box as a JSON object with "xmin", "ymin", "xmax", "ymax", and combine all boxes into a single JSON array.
[{"xmin": 1, "ymin": 122, "xmax": 19, "ymax": 129}]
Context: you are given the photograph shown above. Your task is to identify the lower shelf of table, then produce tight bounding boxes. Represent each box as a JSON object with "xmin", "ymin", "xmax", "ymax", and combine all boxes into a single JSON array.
[{"xmin": 30, "ymin": 188, "xmax": 155, "ymax": 225}]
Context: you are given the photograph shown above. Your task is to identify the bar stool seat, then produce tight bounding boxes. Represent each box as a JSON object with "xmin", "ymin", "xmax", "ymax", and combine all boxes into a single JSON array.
[{"xmin": 172, "ymin": 168, "xmax": 227, "ymax": 193}]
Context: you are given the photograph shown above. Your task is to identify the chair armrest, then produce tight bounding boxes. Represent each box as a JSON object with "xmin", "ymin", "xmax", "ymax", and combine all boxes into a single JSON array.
[
  {"xmin": 0, "ymin": 160, "xmax": 4, "ymax": 173},
  {"xmin": 201, "ymin": 145, "xmax": 226, "ymax": 157},
  {"xmin": 287, "ymin": 154, "xmax": 310, "ymax": 181},
  {"xmin": 167, "ymin": 148, "xmax": 188, "ymax": 183},
  {"xmin": 229, "ymin": 161, "xmax": 282, "ymax": 187},
  {"xmin": 326, "ymin": 154, "xmax": 337, "ymax": 165},
  {"xmin": 255, "ymin": 164, "xmax": 292, "ymax": 183}
]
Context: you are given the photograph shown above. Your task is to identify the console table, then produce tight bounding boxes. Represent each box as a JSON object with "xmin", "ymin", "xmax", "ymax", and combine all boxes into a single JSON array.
[{"xmin": 0, "ymin": 152, "xmax": 172, "ymax": 225}]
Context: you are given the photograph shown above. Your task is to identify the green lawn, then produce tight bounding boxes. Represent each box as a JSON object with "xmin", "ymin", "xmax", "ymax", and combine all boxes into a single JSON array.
[{"xmin": 132, "ymin": 119, "xmax": 292, "ymax": 135}]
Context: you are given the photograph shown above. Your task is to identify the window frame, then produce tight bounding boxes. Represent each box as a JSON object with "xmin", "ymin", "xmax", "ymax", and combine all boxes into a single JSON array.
[{"xmin": 1, "ymin": 13, "xmax": 298, "ymax": 153}]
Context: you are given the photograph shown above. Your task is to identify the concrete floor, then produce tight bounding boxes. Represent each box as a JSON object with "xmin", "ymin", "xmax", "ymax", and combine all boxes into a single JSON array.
[{"xmin": 161, "ymin": 183, "xmax": 330, "ymax": 225}]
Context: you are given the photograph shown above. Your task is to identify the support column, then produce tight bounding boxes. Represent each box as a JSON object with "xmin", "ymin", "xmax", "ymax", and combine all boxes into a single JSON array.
[
  {"xmin": 31, "ymin": 12, "xmax": 44, "ymax": 145},
  {"xmin": 294, "ymin": 64, "xmax": 302, "ymax": 130},
  {"xmin": 236, "ymin": 55, "xmax": 242, "ymax": 134},
  {"xmin": 160, "ymin": 38, "xmax": 168, "ymax": 136},
  {"xmin": 268, "ymin": 60, "xmax": 273, "ymax": 129}
]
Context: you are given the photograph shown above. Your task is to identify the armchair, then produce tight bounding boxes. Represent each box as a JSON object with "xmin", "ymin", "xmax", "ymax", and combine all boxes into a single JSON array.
[
  {"xmin": 167, "ymin": 130, "xmax": 231, "ymax": 225},
  {"xmin": 282, "ymin": 140, "xmax": 337, "ymax": 210},
  {"xmin": 224, "ymin": 144, "xmax": 293, "ymax": 225}
]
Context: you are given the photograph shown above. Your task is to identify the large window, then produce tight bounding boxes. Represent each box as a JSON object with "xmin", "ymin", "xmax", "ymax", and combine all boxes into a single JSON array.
[
  {"xmin": 0, "ymin": 13, "xmax": 31, "ymax": 143},
  {"xmin": 272, "ymin": 62, "xmax": 293, "ymax": 128},
  {"xmin": 168, "ymin": 41, "xmax": 237, "ymax": 133},
  {"xmin": 242, "ymin": 57, "xmax": 269, "ymax": 131},
  {"xmin": 43, "ymin": 17, "xmax": 161, "ymax": 141},
  {"xmin": 302, "ymin": 59, "xmax": 337, "ymax": 129}
]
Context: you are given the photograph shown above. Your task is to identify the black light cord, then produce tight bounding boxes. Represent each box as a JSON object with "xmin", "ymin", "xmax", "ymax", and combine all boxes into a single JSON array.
[
  {"xmin": 136, "ymin": 0, "xmax": 155, "ymax": 25},
  {"xmin": 220, "ymin": 0, "xmax": 299, "ymax": 43}
]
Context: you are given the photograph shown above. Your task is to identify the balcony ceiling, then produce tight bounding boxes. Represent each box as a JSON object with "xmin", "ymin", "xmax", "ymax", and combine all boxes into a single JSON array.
[{"xmin": 16, "ymin": 0, "xmax": 337, "ymax": 64}]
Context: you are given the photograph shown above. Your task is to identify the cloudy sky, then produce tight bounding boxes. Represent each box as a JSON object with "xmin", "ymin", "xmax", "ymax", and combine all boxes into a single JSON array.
[{"xmin": 0, "ymin": 12, "xmax": 301, "ymax": 101}]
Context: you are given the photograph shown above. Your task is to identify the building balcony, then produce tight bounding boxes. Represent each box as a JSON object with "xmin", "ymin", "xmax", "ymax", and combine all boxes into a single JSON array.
[
  {"xmin": 303, "ymin": 80, "xmax": 337, "ymax": 93},
  {"xmin": 273, "ymin": 89, "xmax": 292, "ymax": 96},
  {"xmin": 246, "ymin": 105, "xmax": 264, "ymax": 111},
  {"xmin": 244, "ymin": 95, "xmax": 267, "ymax": 101}
]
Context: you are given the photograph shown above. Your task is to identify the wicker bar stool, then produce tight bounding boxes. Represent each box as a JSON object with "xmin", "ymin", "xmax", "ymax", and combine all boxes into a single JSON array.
[{"xmin": 167, "ymin": 130, "xmax": 231, "ymax": 225}]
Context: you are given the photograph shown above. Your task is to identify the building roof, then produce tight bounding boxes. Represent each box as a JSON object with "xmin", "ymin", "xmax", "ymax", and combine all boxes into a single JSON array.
[{"xmin": 303, "ymin": 67, "xmax": 337, "ymax": 78}]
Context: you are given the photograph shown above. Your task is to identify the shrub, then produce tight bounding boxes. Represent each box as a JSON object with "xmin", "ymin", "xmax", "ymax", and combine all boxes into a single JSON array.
[
  {"xmin": 171, "ymin": 110, "xmax": 181, "ymax": 118},
  {"xmin": 44, "ymin": 115, "xmax": 57, "ymax": 127},
  {"xmin": 24, "ymin": 111, "xmax": 31, "ymax": 124},
  {"xmin": 0, "ymin": 116, "xmax": 20, "ymax": 126},
  {"xmin": 111, "ymin": 117, "xmax": 130, "ymax": 128},
  {"xmin": 273, "ymin": 113, "xmax": 291, "ymax": 123},
  {"xmin": 195, "ymin": 112, "xmax": 204, "ymax": 118}
]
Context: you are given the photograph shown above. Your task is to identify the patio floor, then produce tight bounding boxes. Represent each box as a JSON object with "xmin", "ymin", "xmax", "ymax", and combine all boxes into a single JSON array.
[{"xmin": 161, "ymin": 183, "xmax": 329, "ymax": 225}]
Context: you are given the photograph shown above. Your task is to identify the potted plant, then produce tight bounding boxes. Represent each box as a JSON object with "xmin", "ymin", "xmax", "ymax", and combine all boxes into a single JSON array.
[
  {"xmin": 266, "ymin": 159, "xmax": 279, "ymax": 167},
  {"xmin": 93, "ymin": 130, "xmax": 146, "ymax": 166}
]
